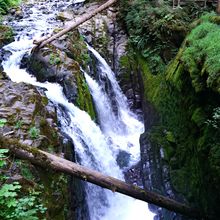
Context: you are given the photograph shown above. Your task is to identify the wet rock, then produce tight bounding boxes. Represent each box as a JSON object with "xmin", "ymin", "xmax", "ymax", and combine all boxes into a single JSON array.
[
  {"xmin": 15, "ymin": 9, "xmax": 24, "ymax": 19},
  {"xmin": 124, "ymin": 162, "xmax": 143, "ymax": 187},
  {"xmin": 0, "ymin": 80, "xmax": 59, "ymax": 149},
  {"xmin": 0, "ymin": 49, "xmax": 12, "ymax": 61},
  {"xmin": 140, "ymin": 98, "xmax": 187, "ymax": 219},
  {"xmin": 0, "ymin": 78, "xmax": 72, "ymax": 219},
  {"xmin": 71, "ymin": 4, "xmax": 127, "ymax": 72},
  {"xmin": 0, "ymin": 25, "xmax": 14, "ymax": 48},
  {"xmin": 42, "ymin": 9, "xmax": 50, "ymax": 14},
  {"xmin": 20, "ymin": 52, "xmax": 29, "ymax": 69},
  {"xmin": 57, "ymin": 11, "xmax": 74, "ymax": 21},
  {"xmin": 27, "ymin": 46, "xmax": 78, "ymax": 103},
  {"xmin": 116, "ymin": 150, "xmax": 131, "ymax": 169},
  {"xmin": 26, "ymin": 30, "xmax": 95, "ymax": 118},
  {"xmin": 9, "ymin": 8, "xmax": 17, "ymax": 15}
]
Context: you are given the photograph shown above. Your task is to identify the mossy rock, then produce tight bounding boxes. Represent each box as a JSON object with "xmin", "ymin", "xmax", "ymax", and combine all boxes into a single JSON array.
[
  {"xmin": 75, "ymin": 72, "xmax": 96, "ymax": 120},
  {"xmin": 0, "ymin": 25, "xmax": 14, "ymax": 48},
  {"xmin": 27, "ymin": 30, "xmax": 96, "ymax": 119},
  {"xmin": 135, "ymin": 16, "xmax": 220, "ymax": 217},
  {"xmin": 0, "ymin": 80, "xmax": 70, "ymax": 219}
]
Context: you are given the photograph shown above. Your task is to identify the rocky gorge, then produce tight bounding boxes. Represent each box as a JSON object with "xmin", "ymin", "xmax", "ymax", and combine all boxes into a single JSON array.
[{"xmin": 0, "ymin": 0, "xmax": 220, "ymax": 220}]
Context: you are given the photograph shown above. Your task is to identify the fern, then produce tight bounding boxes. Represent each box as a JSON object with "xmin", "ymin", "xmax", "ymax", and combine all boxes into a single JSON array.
[
  {"xmin": 0, "ymin": 0, "xmax": 20, "ymax": 15},
  {"xmin": 182, "ymin": 18, "xmax": 220, "ymax": 93}
]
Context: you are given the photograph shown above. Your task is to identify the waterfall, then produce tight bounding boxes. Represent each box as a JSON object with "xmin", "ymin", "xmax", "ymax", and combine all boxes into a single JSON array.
[{"xmin": 1, "ymin": 0, "xmax": 155, "ymax": 219}]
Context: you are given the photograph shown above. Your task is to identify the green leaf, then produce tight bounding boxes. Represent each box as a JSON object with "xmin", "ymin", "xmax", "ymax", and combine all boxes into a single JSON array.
[
  {"xmin": 0, "ymin": 118, "xmax": 7, "ymax": 127},
  {"xmin": 0, "ymin": 149, "xmax": 9, "ymax": 154}
]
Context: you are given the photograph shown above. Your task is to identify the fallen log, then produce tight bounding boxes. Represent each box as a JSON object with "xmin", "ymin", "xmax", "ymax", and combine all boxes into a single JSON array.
[
  {"xmin": 0, "ymin": 136, "xmax": 204, "ymax": 219},
  {"xmin": 34, "ymin": 0, "xmax": 117, "ymax": 49}
]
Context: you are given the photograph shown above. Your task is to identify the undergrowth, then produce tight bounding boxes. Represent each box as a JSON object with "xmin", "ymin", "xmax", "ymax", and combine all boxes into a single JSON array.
[
  {"xmin": 182, "ymin": 13, "xmax": 220, "ymax": 93},
  {"xmin": 0, "ymin": 149, "xmax": 47, "ymax": 220},
  {"xmin": 139, "ymin": 13, "xmax": 220, "ymax": 217},
  {"xmin": 119, "ymin": 0, "xmax": 210, "ymax": 74},
  {"xmin": 0, "ymin": 0, "xmax": 20, "ymax": 15}
]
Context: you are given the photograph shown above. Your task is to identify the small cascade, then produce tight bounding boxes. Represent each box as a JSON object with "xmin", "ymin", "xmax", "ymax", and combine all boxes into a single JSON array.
[{"xmin": 1, "ymin": 0, "xmax": 155, "ymax": 219}]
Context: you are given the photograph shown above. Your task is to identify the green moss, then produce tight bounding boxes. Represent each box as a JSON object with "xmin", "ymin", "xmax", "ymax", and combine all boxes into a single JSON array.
[
  {"xmin": 66, "ymin": 32, "xmax": 90, "ymax": 69},
  {"xmin": 182, "ymin": 17, "xmax": 220, "ymax": 93},
  {"xmin": 0, "ymin": 0, "xmax": 20, "ymax": 15},
  {"xmin": 41, "ymin": 96, "xmax": 48, "ymax": 106},
  {"xmin": 75, "ymin": 72, "xmax": 96, "ymax": 120},
  {"xmin": 0, "ymin": 25, "xmax": 14, "ymax": 47},
  {"xmin": 49, "ymin": 53, "xmax": 61, "ymax": 65},
  {"xmin": 120, "ymin": 15, "xmax": 220, "ymax": 217},
  {"xmin": 15, "ymin": 160, "xmax": 34, "ymax": 180},
  {"xmin": 37, "ymin": 168, "xmax": 67, "ymax": 220}
]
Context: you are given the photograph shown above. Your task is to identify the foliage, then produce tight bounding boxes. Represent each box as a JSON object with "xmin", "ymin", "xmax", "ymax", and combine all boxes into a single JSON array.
[
  {"xmin": 0, "ymin": 150, "xmax": 46, "ymax": 219},
  {"xmin": 0, "ymin": 148, "xmax": 9, "ymax": 168},
  {"xmin": 0, "ymin": 182, "xmax": 46, "ymax": 220},
  {"xmin": 182, "ymin": 15, "xmax": 220, "ymax": 93},
  {"xmin": 0, "ymin": 118, "xmax": 7, "ymax": 127},
  {"xmin": 15, "ymin": 160, "xmax": 34, "ymax": 180},
  {"xmin": 119, "ymin": 0, "xmax": 208, "ymax": 74},
  {"xmin": 139, "ymin": 16, "xmax": 220, "ymax": 215},
  {"xmin": 28, "ymin": 127, "xmax": 40, "ymax": 139},
  {"xmin": 49, "ymin": 53, "xmax": 61, "ymax": 65},
  {"xmin": 0, "ymin": 25, "xmax": 14, "ymax": 47},
  {"xmin": 15, "ymin": 120, "xmax": 23, "ymax": 129},
  {"xmin": 207, "ymin": 107, "xmax": 220, "ymax": 129},
  {"xmin": 0, "ymin": 0, "xmax": 20, "ymax": 15}
]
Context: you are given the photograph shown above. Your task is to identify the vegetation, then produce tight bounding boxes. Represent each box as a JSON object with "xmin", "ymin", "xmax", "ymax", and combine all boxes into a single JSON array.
[
  {"xmin": 0, "ymin": 25, "xmax": 14, "ymax": 47},
  {"xmin": 0, "ymin": 0, "xmax": 20, "ymax": 15},
  {"xmin": 0, "ymin": 118, "xmax": 7, "ymax": 127},
  {"xmin": 119, "ymin": 0, "xmax": 219, "ymax": 217},
  {"xmin": 119, "ymin": 0, "xmax": 210, "ymax": 74},
  {"xmin": 182, "ymin": 13, "xmax": 220, "ymax": 93},
  {"xmin": 49, "ymin": 54, "xmax": 61, "ymax": 66},
  {"xmin": 0, "ymin": 149, "xmax": 47, "ymax": 220},
  {"xmin": 135, "ymin": 14, "xmax": 220, "ymax": 218},
  {"xmin": 28, "ymin": 127, "xmax": 40, "ymax": 139},
  {"xmin": 1, "ymin": 0, "xmax": 220, "ymax": 219}
]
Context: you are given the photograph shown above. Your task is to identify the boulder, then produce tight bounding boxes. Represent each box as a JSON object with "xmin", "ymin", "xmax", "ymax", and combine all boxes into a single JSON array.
[
  {"xmin": 0, "ymin": 25, "xmax": 14, "ymax": 48},
  {"xmin": 26, "ymin": 30, "xmax": 95, "ymax": 118},
  {"xmin": 0, "ymin": 80, "xmax": 59, "ymax": 149}
]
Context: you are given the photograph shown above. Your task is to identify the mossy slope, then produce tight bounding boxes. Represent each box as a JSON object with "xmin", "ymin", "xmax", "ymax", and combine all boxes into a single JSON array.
[{"xmin": 140, "ymin": 16, "xmax": 220, "ymax": 218}]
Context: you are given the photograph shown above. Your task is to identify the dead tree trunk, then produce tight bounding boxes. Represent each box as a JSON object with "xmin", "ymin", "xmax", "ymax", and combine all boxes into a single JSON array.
[
  {"xmin": 34, "ymin": 0, "xmax": 117, "ymax": 49},
  {"xmin": 0, "ymin": 136, "xmax": 205, "ymax": 219},
  {"xmin": 217, "ymin": 0, "xmax": 220, "ymax": 14}
]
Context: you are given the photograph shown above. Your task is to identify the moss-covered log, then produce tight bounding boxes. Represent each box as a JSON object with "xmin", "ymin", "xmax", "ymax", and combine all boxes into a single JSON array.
[{"xmin": 0, "ymin": 135, "xmax": 205, "ymax": 219}]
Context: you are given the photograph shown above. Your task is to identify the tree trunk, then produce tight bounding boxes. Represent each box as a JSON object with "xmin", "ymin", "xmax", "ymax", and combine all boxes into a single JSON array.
[
  {"xmin": 0, "ymin": 136, "xmax": 205, "ymax": 219},
  {"xmin": 217, "ymin": 0, "xmax": 220, "ymax": 14},
  {"xmin": 33, "ymin": 0, "xmax": 117, "ymax": 49}
]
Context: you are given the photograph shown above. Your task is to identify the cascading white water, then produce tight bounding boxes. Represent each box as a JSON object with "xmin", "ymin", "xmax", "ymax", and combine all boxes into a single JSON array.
[{"xmin": 2, "ymin": 0, "xmax": 155, "ymax": 219}]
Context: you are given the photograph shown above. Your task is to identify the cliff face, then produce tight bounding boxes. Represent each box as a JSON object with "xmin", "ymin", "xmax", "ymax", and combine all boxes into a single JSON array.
[
  {"xmin": 0, "ymin": 71, "xmax": 71, "ymax": 219},
  {"xmin": 138, "ymin": 16, "xmax": 220, "ymax": 219},
  {"xmin": 118, "ymin": 1, "xmax": 220, "ymax": 218}
]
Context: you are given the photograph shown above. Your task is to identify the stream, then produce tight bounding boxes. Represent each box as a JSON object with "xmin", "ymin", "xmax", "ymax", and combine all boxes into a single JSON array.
[{"xmin": 2, "ymin": 0, "xmax": 155, "ymax": 219}]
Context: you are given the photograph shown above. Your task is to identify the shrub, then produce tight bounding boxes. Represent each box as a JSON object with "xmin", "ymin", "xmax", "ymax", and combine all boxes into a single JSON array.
[
  {"xmin": 182, "ymin": 15, "xmax": 220, "ymax": 93},
  {"xmin": 0, "ymin": 149, "xmax": 46, "ymax": 219},
  {"xmin": 0, "ymin": 0, "xmax": 20, "ymax": 15}
]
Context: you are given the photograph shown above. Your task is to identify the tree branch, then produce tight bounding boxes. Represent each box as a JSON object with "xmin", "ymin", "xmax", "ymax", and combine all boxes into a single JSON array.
[{"xmin": 33, "ymin": 0, "xmax": 117, "ymax": 49}]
